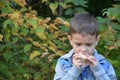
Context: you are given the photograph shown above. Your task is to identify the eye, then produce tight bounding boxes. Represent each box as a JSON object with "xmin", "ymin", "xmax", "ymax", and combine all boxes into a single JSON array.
[
  {"xmin": 86, "ymin": 43, "xmax": 92, "ymax": 46},
  {"xmin": 75, "ymin": 43, "xmax": 81, "ymax": 46}
]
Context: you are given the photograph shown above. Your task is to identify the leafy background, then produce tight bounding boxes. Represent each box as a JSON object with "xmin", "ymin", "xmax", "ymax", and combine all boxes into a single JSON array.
[{"xmin": 0, "ymin": 0, "xmax": 120, "ymax": 80}]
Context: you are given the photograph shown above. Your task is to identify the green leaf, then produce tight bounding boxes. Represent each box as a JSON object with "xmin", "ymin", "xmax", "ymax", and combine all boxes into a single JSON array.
[
  {"xmin": 3, "ymin": 53, "xmax": 13, "ymax": 61},
  {"xmin": 11, "ymin": 22, "xmax": 19, "ymax": 35},
  {"xmin": 24, "ymin": 44, "xmax": 32, "ymax": 52},
  {"xmin": 97, "ymin": 17, "xmax": 108, "ymax": 25},
  {"xmin": 64, "ymin": 0, "xmax": 72, "ymax": 3},
  {"xmin": 35, "ymin": 27, "xmax": 47, "ymax": 40},
  {"xmin": 59, "ymin": 2, "xmax": 66, "ymax": 8},
  {"xmin": 19, "ymin": 28, "xmax": 29, "ymax": 36},
  {"xmin": 109, "ymin": 22, "xmax": 120, "ymax": 30},
  {"xmin": 54, "ymin": 40, "xmax": 62, "ymax": 45},
  {"xmin": 14, "ymin": 63, "xmax": 27, "ymax": 74},
  {"xmin": 0, "ymin": 0, "xmax": 13, "ymax": 13},
  {"xmin": 49, "ymin": 3, "xmax": 58, "ymax": 13},
  {"xmin": 65, "ymin": 8, "xmax": 73, "ymax": 15},
  {"xmin": 72, "ymin": 0, "xmax": 88, "ymax": 7},
  {"xmin": 12, "ymin": 36, "xmax": 19, "ymax": 43},
  {"xmin": 115, "ymin": 34, "xmax": 120, "ymax": 39},
  {"xmin": 3, "ymin": 19, "xmax": 12, "ymax": 29},
  {"xmin": 108, "ymin": 59, "xmax": 120, "ymax": 66},
  {"xmin": 27, "ymin": 19, "xmax": 37, "ymax": 29},
  {"xmin": 0, "ymin": 62, "xmax": 12, "ymax": 78},
  {"xmin": 4, "ymin": 33, "xmax": 11, "ymax": 42},
  {"xmin": 103, "ymin": 5, "xmax": 120, "ymax": 22},
  {"xmin": 59, "ymin": 25, "xmax": 69, "ymax": 32},
  {"xmin": 74, "ymin": 7, "xmax": 87, "ymax": 13},
  {"xmin": 97, "ymin": 17, "xmax": 108, "ymax": 31}
]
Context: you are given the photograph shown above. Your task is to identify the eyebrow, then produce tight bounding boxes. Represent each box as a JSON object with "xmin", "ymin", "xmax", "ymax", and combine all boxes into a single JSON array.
[{"xmin": 74, "ymin": 41, "xmax": 94, "ymax": 44}]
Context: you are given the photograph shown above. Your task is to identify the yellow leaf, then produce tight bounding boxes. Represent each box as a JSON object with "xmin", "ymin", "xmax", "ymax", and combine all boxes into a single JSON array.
[
  {"xmin": 49, "ymin": 24, "xmax": 58, "ymax": 30},
  {"xmin": 54, "ymin": 17, "xmax": 70, "ymax": 27},
  {"xmin": 42, "ymin": 0, "xmax": 48, "ymax": 3},
  {"xmin": 54, "ymin": 17, "xmax": 63, "ymax": 24},
  {"xmin": 0, "ymin": 13, "xmax": 6, "ymax": 17},
  {"xmin": 48, "ymin": 54, "xmax": 55, "ymax": 62},
  {"xmin": 10, "ymin": 11, "xmax": 21, "ymax": 19},
  {"xmin": 14, "ymin": 0, "xmax": 27, "ymax": 7},
  {"xmin": 25, "ymin": 37, "xmax": 33, "ymax": 42},
  {"xmin": 39, "ymin": 46, "xmax": 48, "ymax": 51},
  {"xmin": 42, "ymin": 17, "xmax": 51, "ymax": 24},
  {"xmin": 30, "ymin": 51, "xmax": 40, "ymax": 60},
  {"xmin": 48, "ymin": 46, "xmax": 57, "ymax": 52},
  {"xmin": 56, "ymin": 50, "xmax": 65, "ymax": 56},
  {"xmin": 111, "ymin": 16, "xmax": 116, "ymax": 20},
  {"xmin": 0, "ymin": 34, "xmax": 3, "ymax": 41},
  {"xmin": 32, "ymin": 41, "xmax": 41, "ymax": 47},
  {"xmin": 35, "ymin": 27, "xmax": 47, "ymax": 40}
]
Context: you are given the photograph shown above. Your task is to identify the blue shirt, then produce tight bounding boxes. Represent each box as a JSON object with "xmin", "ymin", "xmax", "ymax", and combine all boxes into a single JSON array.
[{"xmin": 54, "ymin": 50, "xmax": 117, "ymax": 80}]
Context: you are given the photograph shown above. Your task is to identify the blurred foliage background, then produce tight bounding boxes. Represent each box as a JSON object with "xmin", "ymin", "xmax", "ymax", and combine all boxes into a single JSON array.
[{"xmin": 0, "ymin": 0, "xmax": 120, "ymax": 80}]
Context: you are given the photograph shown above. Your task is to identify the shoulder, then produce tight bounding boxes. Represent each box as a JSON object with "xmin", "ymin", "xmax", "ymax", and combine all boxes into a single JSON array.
[
  {"xmin": 57, "ymin": 50, "xmax": 74, "ymax": 67},
  {"xmin": 99, "ymin": 57, "xmax": 112, "ymax": 73},
  {"xmin": 94, "ymin": 50, "xmax": 112, "ymax": 71},
  {"xmin": 58, "ymin": 49, "xmax": 74, "ymax": 62},
  {"xmin": 94, "ymin": 50, "xmax": 111, "ymax": 64}
]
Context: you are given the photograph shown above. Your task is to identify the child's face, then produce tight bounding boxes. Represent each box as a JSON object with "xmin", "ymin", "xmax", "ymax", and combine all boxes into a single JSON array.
[{"xmin": 68, "ymin": 33, "xmax": 99, "ymax": 56}]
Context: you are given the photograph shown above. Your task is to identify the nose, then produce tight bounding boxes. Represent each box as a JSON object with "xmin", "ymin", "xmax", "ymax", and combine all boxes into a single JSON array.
[{"xmin": 79, "ymin": 46, "xmax": 87, "ymax": 52}]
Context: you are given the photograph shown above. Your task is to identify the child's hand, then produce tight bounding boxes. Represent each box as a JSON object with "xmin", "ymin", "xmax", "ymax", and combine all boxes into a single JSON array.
[
  {"xmin": 72, "ymin": 53, "xmax": 88, "ymax": 68},
  {"xmin": 72, "ymin": 52, "xmax": 98, "ymax": 68},
  {"xmin": 72, "ymin": 53, "xmax": 82, "ymax": 68},
  {"xmin": 85, "ymin": 55, "xmax": 98, "ymax": 67}
]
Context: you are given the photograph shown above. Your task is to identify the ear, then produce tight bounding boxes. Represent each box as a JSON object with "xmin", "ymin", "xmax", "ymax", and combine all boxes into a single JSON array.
[
  {"xmin": 68, "ymin": 35, "xmax": 73, "ymax": 46},
  {"xmin": 96, "ymin": 35, "xmax": 100, "ymax": 46}
]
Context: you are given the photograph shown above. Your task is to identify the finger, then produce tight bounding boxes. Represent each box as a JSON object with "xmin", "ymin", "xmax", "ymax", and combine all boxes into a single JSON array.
[
  {"xmin": 73, "ymin": 55, "xmax": 82, "ymax": 60},
  {"xmin": 86, "ymin": 56, "xmax": 98, "ymax": 66}
]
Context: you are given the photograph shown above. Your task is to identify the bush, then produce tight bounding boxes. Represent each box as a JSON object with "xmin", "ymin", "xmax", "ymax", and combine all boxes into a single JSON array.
[
  {"xmin": 0, "ymin": 0, "xmax": 70, "ymax": 79},
  {"xmin": 97, "ymin": 4, "xmax": 120, "ymax": 79}
]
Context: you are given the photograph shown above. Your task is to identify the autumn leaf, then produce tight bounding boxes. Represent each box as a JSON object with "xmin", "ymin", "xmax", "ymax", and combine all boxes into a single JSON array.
[
  {"xmin": 25, "ymin": 37, "xmax": 33, "ymax": 42},
  {"xmin": 14, "ymin": 0, "xmax": 27, "ymax": 7},
  {"xmin": 0, "ymin": 34, "xmax": 3, "ymax": 41},
  {"xmin": 42, "ymin": 17, "xmax": 51, "ymax": 24},
  {"xmin": 54, "ymin": 17, "xmax": 70, "ymax": 27},
  {"xmin": 48, "ymin": 54, "xmax": 55, "ymax": 62},
  {"xmin": 9, "ymin": 11, "xmax": 21, "ymax": 19},
  {"xmin": 32, "ymin": 41, "xmax": 41, "ymax": 47},
  {"xmin": 0, "ymin": 13, "xmax": 6, "ymax": 17},
  {"xmin": 49, "ymin": 24, "xmax": 58, "ymax": 31},
  {"xmin": 48, "ymin": 46, "xmax": 56, "ymax": 52},
  {"xmin": 41, "ymin": 52, "xmax": 49, "ymax": 58},
  {"xmin": 109, "ymin": 46, "xmax": 116, "ymax": 50},
  {"xmin": 27, "ymin": 19, "xmax": 37, "ymax": 29},
  {"xmin": 42, "ymin": 0, "xmax": 48, "ymax": 3},
  {"xmin": 56, "ymin": 50, "xmax": 65, "ymax": 56},
  {"xmin": 30, "ymin": 51, "xmax": 41, "ymax": 60}
]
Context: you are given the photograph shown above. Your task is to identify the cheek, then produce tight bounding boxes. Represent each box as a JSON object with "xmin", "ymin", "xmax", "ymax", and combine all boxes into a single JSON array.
[
  {"xmin": 72, "ymin": 45, "xmax": 79, "ymax": 53},
  {"xmin": 89, "ymin": 46, "xmax": 96, "ymax": 54}
]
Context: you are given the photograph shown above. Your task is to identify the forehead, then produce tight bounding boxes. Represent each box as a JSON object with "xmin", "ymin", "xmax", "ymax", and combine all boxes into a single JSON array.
[{"xmin": 71, "ymin": 33, "xmax": 97, "ymax": 43}]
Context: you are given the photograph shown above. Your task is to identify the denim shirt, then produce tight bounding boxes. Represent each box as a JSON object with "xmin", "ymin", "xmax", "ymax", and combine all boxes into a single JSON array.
[{"xmin": 54, "ymin": 50, "xmax": 117, "ymax": 80}]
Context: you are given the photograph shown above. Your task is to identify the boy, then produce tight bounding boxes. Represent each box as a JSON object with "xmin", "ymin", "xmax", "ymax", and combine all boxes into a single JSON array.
[{"xmin": 54, "ymin": 13, "xmax": 117, "ymax": 80}]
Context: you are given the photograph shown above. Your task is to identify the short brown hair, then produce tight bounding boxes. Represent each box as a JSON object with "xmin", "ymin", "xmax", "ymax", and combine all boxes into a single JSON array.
[{"xmin": 70, "ymin": 13, "xmax": 99, "ymax": 37}]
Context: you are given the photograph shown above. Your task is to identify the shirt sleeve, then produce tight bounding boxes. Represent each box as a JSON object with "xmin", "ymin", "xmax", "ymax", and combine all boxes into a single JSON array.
[
  {"xmin": 90, "ymin": 63, "xmax": 117, "ymax": 80},
  {"xmin": 54, "ymin": 62, "xmax": 83, "ymax": 80}
]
